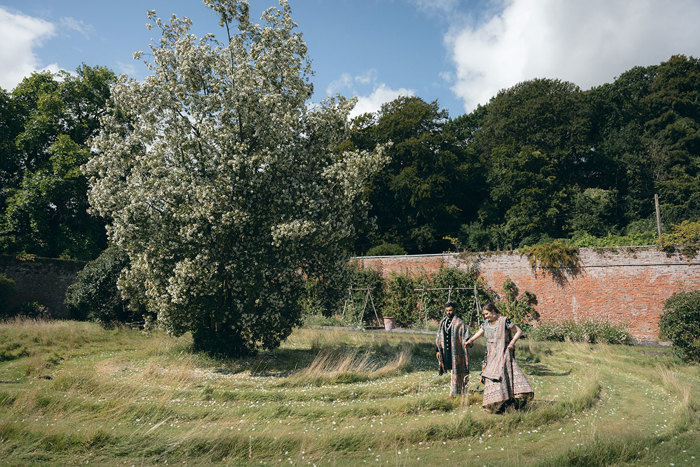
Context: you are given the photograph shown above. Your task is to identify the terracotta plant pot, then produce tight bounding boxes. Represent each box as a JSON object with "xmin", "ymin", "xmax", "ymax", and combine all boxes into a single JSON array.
[{"xmin": 383, "ymin": 316, "xmax": 396, "ymax": 331}]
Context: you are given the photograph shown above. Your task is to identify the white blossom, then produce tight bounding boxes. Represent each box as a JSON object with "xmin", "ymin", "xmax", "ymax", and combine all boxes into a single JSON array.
[{"xmin": 85, "ymin": 0, "xmax": 386, "ymax": 355}]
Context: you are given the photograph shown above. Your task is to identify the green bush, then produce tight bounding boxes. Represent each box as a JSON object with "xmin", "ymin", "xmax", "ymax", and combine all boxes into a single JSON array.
[
  {"xmin": 300, "ymin": 278, "xmax": 325, "ymax": 317},
  {"xmin": 344, "ymin": 266, "xmax": 385, "ymax": 325},
  {"xmin": 383, "ymin": 272, "xmax": 417, "ymax": 327},
  {"xmin": 419, "ymin": 266, "xmax": 490, "ymax": 325},
  {"xmin": 64, "ymin": 245, "xmax": 144, "ymax": 325},
  {"xmin": 521, "ymin": 241, "xmax": 581, "ymax": 272},
  {"xmin": 661, "ymin": 220, "xmax": 700, "ymax": 257},
  {"xmin": 568, "ymin": 231, "xmax": 657, "ymax": 247},
  {"xmin": 365, "ymin": 242, "xmax": 407, "ymax": 256},
  {"xmin": 659, "ymin": 291, "xmax": 700, "ymax": 361},
  {"xmin": 500, "ymin": 278, "xmax": 538, "ymax": 329},
  {"xmin": 0, "ymin": 274, "xmax": 16, "ymax": 317},
  {"xmin": 300, "ymin": 274, "xmax": 346, "ymax": 318},
  {"xmin": 13, "ymin": 302, "xmax": 51, "ymax": 320},
  {"xmin": 530, "ymin": 320, "xmax": 632, "ymax": 344}
]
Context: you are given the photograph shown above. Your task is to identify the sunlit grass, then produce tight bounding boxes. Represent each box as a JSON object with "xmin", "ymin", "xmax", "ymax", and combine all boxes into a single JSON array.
[{"xmin": 0, "ymin": 319, "xmax": 697, "ymax": 465}]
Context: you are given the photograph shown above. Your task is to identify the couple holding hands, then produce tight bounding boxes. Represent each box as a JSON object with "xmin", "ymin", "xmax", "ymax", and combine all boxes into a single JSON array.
[{"xmin": 436, "ymin": 302, "xmax": 534, "ymax": 413}]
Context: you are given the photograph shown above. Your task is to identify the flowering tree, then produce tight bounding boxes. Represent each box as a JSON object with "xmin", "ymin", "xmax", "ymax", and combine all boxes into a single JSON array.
[{"xmin": 85, "ymin": 0, "xmax": 386, "ymax": 355}]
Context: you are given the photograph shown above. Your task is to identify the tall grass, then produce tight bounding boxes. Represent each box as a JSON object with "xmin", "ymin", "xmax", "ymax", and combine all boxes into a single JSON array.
[
  {"xmin": 280, "ymin": 344, "xmax": 413, "ymax": 386},
  {"xmin": 0, "ymin": 319, "xmax": 697, "ymax": 465}
]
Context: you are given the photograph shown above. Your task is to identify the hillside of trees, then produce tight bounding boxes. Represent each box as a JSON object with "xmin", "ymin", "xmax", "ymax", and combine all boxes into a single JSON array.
[{"xmin": 1, "ymin": 55, "xmax": 698, "ymax": 259}]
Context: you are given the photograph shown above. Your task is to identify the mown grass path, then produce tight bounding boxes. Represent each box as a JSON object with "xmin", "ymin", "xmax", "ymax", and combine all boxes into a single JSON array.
[{"xmin": 0, "ymin": 321, "xmax": 698, "ymax": 465}]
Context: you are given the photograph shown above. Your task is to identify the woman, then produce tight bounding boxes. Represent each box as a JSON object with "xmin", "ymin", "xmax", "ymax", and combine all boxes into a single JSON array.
[{"xmin": 464, "ymin": 303, "xmax": 534, "ymax": 413}]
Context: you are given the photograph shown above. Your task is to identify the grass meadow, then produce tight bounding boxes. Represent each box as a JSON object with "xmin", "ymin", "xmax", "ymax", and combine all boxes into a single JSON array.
[{"xmin": 0, "ymin": 319, "xmax": 698, "ymax": 465}]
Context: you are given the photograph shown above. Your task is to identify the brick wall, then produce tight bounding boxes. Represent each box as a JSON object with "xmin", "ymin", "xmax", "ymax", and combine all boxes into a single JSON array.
[
  {"xmin": 0, "ymin": 255, "xmax": 85, "ymax": 318},
  {"xmin": 355, "ymin": 247, "xmax": 700, "ymax": 341}
]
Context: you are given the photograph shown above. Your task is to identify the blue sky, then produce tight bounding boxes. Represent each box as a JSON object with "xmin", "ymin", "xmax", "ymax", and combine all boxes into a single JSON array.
[{"xmin": 2, "ymin": 0, "xmax": 700, "ymax": 118}]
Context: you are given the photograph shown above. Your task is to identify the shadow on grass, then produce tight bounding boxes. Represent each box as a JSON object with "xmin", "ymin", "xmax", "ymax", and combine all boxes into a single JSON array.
[
  {"xmin": 210, "ymin": 341, "xmax": 440, "ymax": 378},
  {"xmin": 521, "ymin": 362, "xmax": 571, "ymax": 377}
]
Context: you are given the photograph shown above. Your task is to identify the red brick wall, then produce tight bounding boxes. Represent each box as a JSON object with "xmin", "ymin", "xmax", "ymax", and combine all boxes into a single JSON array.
[{"xmin": 355, "ymin": 247, "xmax": 700, "ymax": 341}]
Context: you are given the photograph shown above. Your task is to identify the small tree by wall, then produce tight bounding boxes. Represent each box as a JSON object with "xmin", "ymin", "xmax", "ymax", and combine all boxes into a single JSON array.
[
  {"xmin": 660, "ymin": 290, "xmax": 700, "ymax": 361},
  {"xmin": 417, "ymin": 266, "xmax": 492, "ymax": 326},
  {"xmin": 500, "ymin": 277, "xmax": 538, "ymax": 328},
  {"xmin": 383, "ymin": 272, "xmax": 417, "ymax": 327},
  {"xmin": 64, "ymin": 245, "xmax": 145, "ymax": 325}
]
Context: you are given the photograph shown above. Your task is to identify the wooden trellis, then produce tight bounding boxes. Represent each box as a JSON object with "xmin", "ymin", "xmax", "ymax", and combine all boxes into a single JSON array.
[
  {"xmin": 342, "ymin": 287, "xmax": 382, "ymax": 328},
  {"xmin": 415, "ymin": 283, "xmax": 484, "ymax": 326}
]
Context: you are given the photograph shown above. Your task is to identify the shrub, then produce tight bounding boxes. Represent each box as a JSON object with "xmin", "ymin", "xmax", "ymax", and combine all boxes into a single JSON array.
[
  {"xmin": 365, "ymin": 243, "xmax": 407, "ymax": 256},
  {"xmin": 520, "ymin": 241, "xmax": 581, "ymax": 284},
  {"xmin": 12, "ymin": 302, "xmax": 51, "ymax": 320},
  {"xmin": 344, "ymin": 266, "xmax": 385, "ymax": 325},
  {"xmin": 300, "ymin": 278, "xmax": 325, "ymax": 317},
  {"xmin": 64, "ymin": 245, "xmax": 144, "ymax": 325},
  {"xmin": 521, "ymin": 240, "xmax": 581, "ymax": 271},
  {"xmin": 0, "ymin": 274, "xmax": 16, "ymax": 317},
  {"xmin": 300, "ymin": 273, "xmax": 347, "ymax": 318},
  {"xmin": 500, "ymin": 278, "xmax": 538, "ymax": 329},
  {"xmin": 568, "ymin": 231, "xmax": 657, "ymax": 247},
  {"xmin": 383, "ymin": 272, "xmax": 417, "ymax": 327},
  {"xmin": 419, "ymin": 266, "xmax": 490, "ymax": 325},
  {"xmin": 662, "ymin": 220, "xmax": 700, "ymax": 257},
  {"xmin": 530, "ymin": 320, "xmax": 632, "ymax": 344},
  {"xmin": 659, "ymin": 291, "xmax": 700, "ymax": 361}
]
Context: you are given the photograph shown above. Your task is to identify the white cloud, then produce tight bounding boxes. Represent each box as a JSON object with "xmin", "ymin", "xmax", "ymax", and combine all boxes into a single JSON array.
[
  {"xmin": 59, "ymin": 16, "xmax": 95, "ymax": 39},
  {"xmin": 326, "ymin": 69, "xmax": 379, "ymax": 95},
  {"xmin": 326, "ymin": 72, "xmax": 353, "ymax": 96},
  {"xmin": 353, "ymin": 69, "xmax": 377, "ymax": 85},
  {"xmin": 439, "ymin": 71, "xmax": 453, "ymax": 83},
  {"xmin": 116, "ymin": 60, "xmax": 137, "ymax": 77},
  {"xmin": 326, "ymin": 69, "xmax": 415, "ymax": 119},
  {"xmin": 349, "ymin": 84, "xmax": 415, "ymax": 119},
  {"xmin": 445, "ymin": 0, "xmax": 700, "ymax": 112},
  {"xmin": 412, "ymin": 0, "xmax": 460, "ymax": 16},
  {"xmin": 0, "ymin": 7, "xmax": 57, "ymax": 90}
]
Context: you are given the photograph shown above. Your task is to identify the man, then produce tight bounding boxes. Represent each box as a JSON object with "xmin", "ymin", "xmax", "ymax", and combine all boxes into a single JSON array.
[{"xmin": 436, "ymin": 302, "xmax": 471, "ymax": 397}]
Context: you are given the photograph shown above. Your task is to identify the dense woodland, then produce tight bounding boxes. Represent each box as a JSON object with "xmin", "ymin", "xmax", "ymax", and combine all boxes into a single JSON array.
[{"xmin": 1, "ymin": 55, "xmax": 698, "ymax": 259}]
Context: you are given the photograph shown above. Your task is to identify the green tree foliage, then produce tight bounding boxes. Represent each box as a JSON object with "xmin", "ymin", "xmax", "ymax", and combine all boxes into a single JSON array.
[
  {"xmin": 568, "ymin": 187, "xmax": 618, "ymax": 237},
  {"xmin": 365, "ymin": 242, "xmax": 406, "ymax": 256},
  {"xmin": 662, "ymin": 219, "xmax": 700, "ymax": 257},
  {"xmin": 0, "ymin": 89, "xmax": 23, "ymax": 207},
  {"xmin": 659, "ymin": 290, "xmax": 700, "ymax": 361},
  {"xmin": 0, "ymin": 66, "xmax": 115, "ymax": 260},
  {"xmin": 300, "ymin": 272, "xmax": 348, "ymax": 318},
  {"xmin": 64, "ymin": 245, "xmax": 144, "ymax": 324},
  {"xmin": 443, "ymin": 56, "xmax": 699, "ymax": 251},
  {"xmin": 643, "ymin": 56, "xmax": 700, "ymax": 224},
  {"xmin": 487, "ymin": 147, "xmax": 566, "ymax": 248},
  {"xmin": 85, "ymin": 0, "xmax": 385, "ymax": 356},
  {"xmin": 464, "ymin": 79, "xmax": 590, "ymax": 248},
  {"xmin": 347, "ymin": 97, "xmax": 481, "ymax": 253},
  {"xmin": 586, "ymin": 55, "xmax": 700, "ymax": 229}
]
